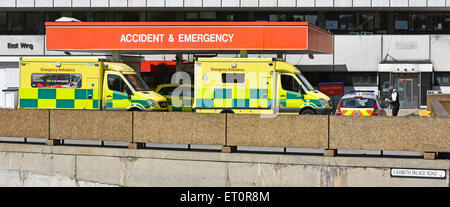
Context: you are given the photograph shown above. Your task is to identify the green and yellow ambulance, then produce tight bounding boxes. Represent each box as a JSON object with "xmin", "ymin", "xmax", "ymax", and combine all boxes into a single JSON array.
[
  {"xmin": 18, "ymin": 57, "xmax": 167, "ymax": 111},
  {"xmin": 155, "ymin": 84, "xmax": 194, "ymax": 112},
  {"xmin": 193, "ymin": 58, "xmax": 331, "ymax": 115}
]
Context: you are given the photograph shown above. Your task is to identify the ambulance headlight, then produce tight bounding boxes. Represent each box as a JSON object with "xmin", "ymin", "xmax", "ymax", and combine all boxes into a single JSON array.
[
  {"xmin": 146, "ymin": 99, "xmax": 156, "ymax": 108},
  {"xmin": 319, "ymin": 98, "xmax": 328, "ymax": 107}
]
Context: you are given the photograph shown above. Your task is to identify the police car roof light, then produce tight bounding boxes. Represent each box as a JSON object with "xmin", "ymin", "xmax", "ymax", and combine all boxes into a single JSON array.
[{"xmin": 349, "ymin": 90, "xmax": 375, "ymax": 93}]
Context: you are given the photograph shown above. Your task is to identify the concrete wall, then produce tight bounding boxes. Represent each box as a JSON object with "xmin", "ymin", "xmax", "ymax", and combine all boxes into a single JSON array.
[{"xmin": 0, "ymin": 143, "xmax": 448, "ymax": 187}]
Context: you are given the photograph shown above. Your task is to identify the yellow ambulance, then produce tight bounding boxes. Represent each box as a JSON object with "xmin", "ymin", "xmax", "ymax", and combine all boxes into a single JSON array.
[
  {"xmin": 193, "ymin": 58, "xmax": 332, "ymax": 115},
  {"xmin": 18, "ymin": 57, "xmax": 167, "ymax": 111}
]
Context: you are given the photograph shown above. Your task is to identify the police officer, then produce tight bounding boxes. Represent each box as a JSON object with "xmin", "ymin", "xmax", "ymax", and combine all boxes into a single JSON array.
[{"xmin": 385, "ymin": 86, "xmax": 400, "ymax": 116}]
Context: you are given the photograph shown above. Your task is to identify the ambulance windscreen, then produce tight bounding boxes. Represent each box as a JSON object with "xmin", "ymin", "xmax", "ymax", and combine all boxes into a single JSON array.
[
  {"xmin": 124, "ymin": 74, "xmax": 151, "ymax": 91},
  {"xmin": 296, "ymin": 73, "xmax": 314, "ymax": 91}
]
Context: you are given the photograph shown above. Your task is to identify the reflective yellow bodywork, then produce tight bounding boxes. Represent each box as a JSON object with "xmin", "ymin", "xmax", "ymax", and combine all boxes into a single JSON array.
[
  {"xmin": 18, "ymin": 57, "xmax": 167, "ymax": 111},
  {"xmin": 193, "ymin": 57, "xmax": 332, "ymax": 115}
]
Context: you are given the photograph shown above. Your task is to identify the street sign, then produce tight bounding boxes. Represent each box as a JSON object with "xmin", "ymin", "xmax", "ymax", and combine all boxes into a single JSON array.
[{"xmin": 390, "ymin": 168, "xmax": 446, "ymax": 179}]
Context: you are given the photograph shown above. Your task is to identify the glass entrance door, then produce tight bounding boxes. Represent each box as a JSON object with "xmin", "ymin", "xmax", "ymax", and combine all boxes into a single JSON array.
[{"xmin": 392, "ymin": 73, "xmax": 420, "ymax": 109}]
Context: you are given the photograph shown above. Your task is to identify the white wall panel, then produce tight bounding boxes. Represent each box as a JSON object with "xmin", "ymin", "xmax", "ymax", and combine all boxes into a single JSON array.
[
  {"xmin": 128, "ymin": 0, "xmax": 146, "ymax": 7},
  {"xmin": 17, "ymin": 0, "xmax": 34, "ymax": 7},
  {"xmin": 185, "ymin": 0, "xmax": 202, "ymax": 7},
  {"xmin": 297, "ymin": 0, "xmax": 315, "ymax": 7},
  {"xmin": 241, "ymin": 0, "xmax": 258, "ymax": 7},
  {"xmin": 334, "ymin": 35, "xmax": 382, "ymax": 72},
  {"xmin": 428, "ymin": 0, "xmax": 446, "ymax": 6},
  {"xmin": 430, "ymin": 35, "xmax": 450, "ymax": 72},
  {"xmin": 72, "ymin": 0, "xmax": 91, "ymax": 7},
  {"xmin": 91, "ymin": 0, "xmax": 109, "ymax": 7},
  {"xmin": 315, "ymin": 0, "xmax": 333, "ymax": 7},
  {"xmin": 35, "ymin": 0, "xmax": 53, "ymax": 7},
  {"xmin": 203, "ymin": 0, "xmax": 221, "ymax": 7},
  {"xmin": 222, "ymin": 0, "xmax": 240, "ymax": 7},
  {"xmin": 372, "ymin": 0, "xmax": 390, "ymax": 7},
  {"xmin": 278, "ymin": 0, "xmax": 296, "ymax": 7},
  {"xmin": 334, "ymin": 0, "xmax": 352, "ymax": 7},
  {"xmin": 0, "ymin": 0, "xmax": 16, "ymax": 7},
  {"xmin": 382, "ymin": 35, "xmax": 430, "ymax": 62},
  {"xmin": 165, "ymin": 0, "xmax": 183, "ymax": 7},
  {"xmin": 109, "ymin": 0, "xmax": 127, "ymax": 7},
  {"xmin": 353, "ymin": 0, "xmax": 371, "ymax": 7},
  {"xmin": 390, "ymin": 0, "xmax": 408, "ymax": 6},
  {"xmin": 409, "ymin": 0, "xmax": 426, "ymax": 6},
  {"xmin": 259, "ymin": 0, "xmax": 277, "ymax": 7},
  {"xmin": 53, "ymin": 0, "xmax": 72, "ymax": 7},
  {"xmin": 0, "ymin": 36, "xmax": 44, "ymax": 56}
]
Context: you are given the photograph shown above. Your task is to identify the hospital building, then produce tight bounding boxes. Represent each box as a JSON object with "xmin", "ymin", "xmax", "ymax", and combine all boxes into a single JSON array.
[{"xmin": 1, "ymin": 0, "xmax": 450, "ymax": 109}]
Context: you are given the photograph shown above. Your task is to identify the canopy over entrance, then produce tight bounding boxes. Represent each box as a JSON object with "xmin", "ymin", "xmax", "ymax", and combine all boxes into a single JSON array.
[{"xmin": 45, "ymin": 22, "xmax": 333, "ymax": 54}]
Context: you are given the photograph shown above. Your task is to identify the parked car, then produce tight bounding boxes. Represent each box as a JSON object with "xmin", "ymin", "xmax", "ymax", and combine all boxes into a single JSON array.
[
  {"xmin": 155, "ymin": 84, "xmax": 194, "ymax": 112},
  {"xmin": 335, "ymin": 90, "xmax": 386, "ymax": 116}
]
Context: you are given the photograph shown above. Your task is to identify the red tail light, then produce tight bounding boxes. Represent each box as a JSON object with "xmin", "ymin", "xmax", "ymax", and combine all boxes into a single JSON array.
[
  {"xmin": 372, "ymin": 102, "xmax": 384, "ymax": 116},
  {"xmin": 335, "ymin": 102, "xmax": 342, "ymax": 116}
]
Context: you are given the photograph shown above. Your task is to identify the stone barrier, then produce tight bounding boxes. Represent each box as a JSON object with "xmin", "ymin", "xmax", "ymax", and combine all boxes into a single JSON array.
[
  {"xmin": 226, "ymin": 114, "xmax": 329, "ymax": 149},
  {"xmin": 329, "ymin": 116, "xmax": 450, "ymax": 153},
  {"xmin": 50, "ymin": 110, "xmax": 132, "ymax": 142},
  {"xmin": 0, "ymin": 109, "xmax": 49, "ymax": 138},
  {"xmin": 133, "ymin": 112, "xmax": 226, "ymax": 146}
]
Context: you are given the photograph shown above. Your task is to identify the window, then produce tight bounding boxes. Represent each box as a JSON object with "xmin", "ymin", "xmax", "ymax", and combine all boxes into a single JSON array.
[
  {"xmin": 222, "ymin": 73, "xmax": 245, "ymax": 84},
  {"xmin": 94, "ymin": 12, "xmax": 108, "ymax": 22},
  {"xmin": 157, "ymin": 87, "xmax": 177, "ymax": 95},
  {"xmin": 434, "ymin": 72, "xmax": 450, "ymax": 86},
  {"xmin": 305, "ymin": 14, "xmax": 318, "ymax": 25},
  {"xmin": 352, "ymin": 73, "xmax": 378, "ymax": 86},
  {"xmin": 325, "ymin": 12, "xmax": 338, "ymax": 30},
  {"xmin": 0, "ymin": 12, "xmax": 6, "ymax": 32},
  {"xmin": 374, "ymin": 12, "xmax": 388, "ymax": 32},
  {"xmin": 281, "ymin": 75, "xmax": 301, "ymax": 92},
  {"xmin": 427, "ymin": 12, "xmax": 444, "ymax": 31},
  {"xmin": 24, "ymin": 13, "xmax": 39, "ymax": 32},
  {"xmin": 31, "ymin": 74, "xmax": 82, "ymax": 88},
  {"xmin": 185, "ymin": 12, "xmax": 216, "ymax": 21},
  {"xmin": 411, "ymin": 12, "xmax": 426, "ymax": 31},
  {"xmin": 358, "ymin": 13, "xmax": 374, "ymax": 31},
  {"xmin": 339, "ymin": 13, "xmax": 355, "ymax": 31},
  {"xmin": 340, "ymin": 98, "xmax": 376, "ymax": 108},
  {"xmin": 107, "ymin": 74, "xmax": 128, "ymax": 93},
  {"xmin": 123, "ymin": 74, "xmax": 150, "ymax": 91},
  {"xmin": 46, "ymin": 12, "xmax": 61, "ymax": 22},
  {"xmin": 114, "ymin": 12, "xmax": 140, "ymax": 22},
  {"xmin": 395, "ymin": 12, "xmax": 409, "ymax": 30},
  {"xmin": 293, "ymin": 15, "xmax": 304, "ymax": 22},
  {"xmin": 72, "ymin": 12, "xmax": 93, "ymax": 22},
  {"xmin": 7, "ymin": 12, "xmax": 24, "ymax": 32}
]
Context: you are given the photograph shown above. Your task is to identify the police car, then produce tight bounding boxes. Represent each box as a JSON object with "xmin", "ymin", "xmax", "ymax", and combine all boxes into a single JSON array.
[{"xmin": 335, "ymin": 90, "xmax": 386, "ymax": 116}]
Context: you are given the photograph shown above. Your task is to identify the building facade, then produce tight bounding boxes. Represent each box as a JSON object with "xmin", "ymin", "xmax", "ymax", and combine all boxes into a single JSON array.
[{"xmin": 1, "ymin": 0, "xmax": 450, "ymax": 109}]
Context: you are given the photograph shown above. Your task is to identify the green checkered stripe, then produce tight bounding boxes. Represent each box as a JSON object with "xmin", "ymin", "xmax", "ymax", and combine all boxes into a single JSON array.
[
  {"xmin": 166, "ymin": 97, "xmax": 193, "ymax": 112},
  {"xmin": 20, "ymin": 88, "xmax": 99, "ymax": 109},
  {"xmin": 104, "ymin": 92, "xmax": 150, "ymax": 110},
  {"xmin": 196, "ymin": 88, "xmax": 272, "ymax": 109}
]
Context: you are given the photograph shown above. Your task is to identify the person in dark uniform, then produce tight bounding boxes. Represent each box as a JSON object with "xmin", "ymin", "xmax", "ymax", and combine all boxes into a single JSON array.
[{"xmin": 385, "ymin": 86, "xmax": 400, "ymax": 116}]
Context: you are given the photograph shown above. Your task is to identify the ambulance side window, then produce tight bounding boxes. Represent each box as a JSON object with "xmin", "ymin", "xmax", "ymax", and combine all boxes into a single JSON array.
[
  {"xmin": 281, "ymin": 74, "xmax": 301, "ymax": 93},
  {"xmin": 107, "ymin": 74, "xmax": 128, "ymax": 93}
]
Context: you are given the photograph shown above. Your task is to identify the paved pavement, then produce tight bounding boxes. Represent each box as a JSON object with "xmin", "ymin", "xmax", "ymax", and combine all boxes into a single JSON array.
[{"xmin": 384, "ymin": 108, "xmax": 420, "ymax": 117}]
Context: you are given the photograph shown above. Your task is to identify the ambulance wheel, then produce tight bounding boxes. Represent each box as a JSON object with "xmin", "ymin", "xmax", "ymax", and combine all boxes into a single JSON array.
[
  {"xmin": 300, "ymin": 108, "xmax": 316, "ymax": 115},
  {"xmin": 129, "ymin": 108, "xmax": 141, "ymax": 111}
]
